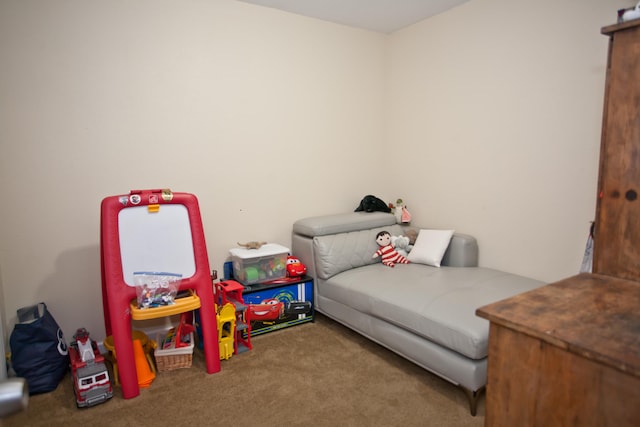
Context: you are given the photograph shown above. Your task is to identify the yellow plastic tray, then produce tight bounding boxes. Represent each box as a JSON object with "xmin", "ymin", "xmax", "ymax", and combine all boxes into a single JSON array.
[{"xmin": 130, "ymin": 289, "xmax": 201, "ymax": 320}]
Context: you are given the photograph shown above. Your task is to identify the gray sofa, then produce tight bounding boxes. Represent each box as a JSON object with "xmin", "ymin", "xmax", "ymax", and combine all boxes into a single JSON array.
[{"xmin": 292, "ymin": 212, "xmax": 545, "ymax": 415}]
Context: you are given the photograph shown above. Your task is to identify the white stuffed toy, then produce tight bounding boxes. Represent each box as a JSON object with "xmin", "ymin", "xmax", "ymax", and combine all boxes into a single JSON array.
[{"xmin": 391, "ymin": 235, "xmax": 413, "ymax": 258}]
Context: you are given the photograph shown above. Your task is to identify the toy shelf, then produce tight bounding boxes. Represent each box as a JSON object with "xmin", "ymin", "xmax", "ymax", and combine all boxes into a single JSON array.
[{"xmin": 228, "ymin": 298, "xmax": 250, "ymax": 354}]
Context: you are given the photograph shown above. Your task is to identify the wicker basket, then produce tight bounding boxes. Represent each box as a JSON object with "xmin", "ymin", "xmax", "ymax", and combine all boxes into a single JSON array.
[
  {"xmin": 155, "ymin": 352, "xmax": 192, "ymax": 371},
  {"xmin": 154, "ymin": 332, "xmax": 194, "ymax": 372}
]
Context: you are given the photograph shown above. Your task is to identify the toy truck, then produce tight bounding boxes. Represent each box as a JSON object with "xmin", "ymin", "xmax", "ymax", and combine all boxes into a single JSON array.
[{"xmin": 69, "ymin": 328, "xmax": 113, "ymax": 408}]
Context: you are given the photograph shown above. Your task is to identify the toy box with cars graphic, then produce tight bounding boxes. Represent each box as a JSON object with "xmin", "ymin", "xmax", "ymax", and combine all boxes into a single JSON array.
[{"xmin": 242, "ymin": 277, "xmax": 314, "ymax": 336}]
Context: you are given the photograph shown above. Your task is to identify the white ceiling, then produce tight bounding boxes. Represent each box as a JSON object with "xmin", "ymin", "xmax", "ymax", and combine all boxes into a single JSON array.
[{"xmin": 237, "ymin": 0, "xmax": 471, "ymax": 33}]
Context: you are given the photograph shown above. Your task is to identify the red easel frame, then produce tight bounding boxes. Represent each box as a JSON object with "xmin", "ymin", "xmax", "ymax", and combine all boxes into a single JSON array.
[{"xmin": 100, "ymin": 189, "xmax": 220, "ymax": 399}]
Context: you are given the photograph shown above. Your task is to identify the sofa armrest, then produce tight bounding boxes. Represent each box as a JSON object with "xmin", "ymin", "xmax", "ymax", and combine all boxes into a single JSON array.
[{"xmin": 442, "ymin": 233, "xmax": 478, "ymax": 267}]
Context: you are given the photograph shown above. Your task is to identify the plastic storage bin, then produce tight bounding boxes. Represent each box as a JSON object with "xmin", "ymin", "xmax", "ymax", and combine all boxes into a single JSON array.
[{"xmin": 229, "ymin": 244, "xmax": 289, "ymax": 285}]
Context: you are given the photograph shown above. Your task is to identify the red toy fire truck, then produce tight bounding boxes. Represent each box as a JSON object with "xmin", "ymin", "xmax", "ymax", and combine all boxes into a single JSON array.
[{"xmin": 69, "ymin": 328, "xmax": 113, "ymax": 408}]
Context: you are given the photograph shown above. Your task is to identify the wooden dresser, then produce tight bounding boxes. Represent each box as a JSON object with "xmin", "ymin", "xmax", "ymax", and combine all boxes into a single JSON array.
[
  {"xmin": 477, "ymin": 19, "xmax": 640, "ymax": 427},
  {"xmin": 477, "ymin": 274, "xmax": 640, "ymax": 426}
]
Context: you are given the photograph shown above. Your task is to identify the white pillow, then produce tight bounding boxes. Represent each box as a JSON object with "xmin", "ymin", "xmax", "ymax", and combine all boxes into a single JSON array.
[{"xmin": 407, "ymin": 229, "xmax": 454, "ymax": 267}]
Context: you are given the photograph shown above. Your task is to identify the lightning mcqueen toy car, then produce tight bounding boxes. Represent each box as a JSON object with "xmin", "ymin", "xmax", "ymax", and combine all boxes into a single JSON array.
[{"xmin": 286, "ymin": 255, "xmax": 307, "ymax": 278}]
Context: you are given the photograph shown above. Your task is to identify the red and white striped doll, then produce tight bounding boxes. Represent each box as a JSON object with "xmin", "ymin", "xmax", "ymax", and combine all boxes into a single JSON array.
[{"xmin": 373, "ymin": 230, "xmax": 410, "ymax": 267}]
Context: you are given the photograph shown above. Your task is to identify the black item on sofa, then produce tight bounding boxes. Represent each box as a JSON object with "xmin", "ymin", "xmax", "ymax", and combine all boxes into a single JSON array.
[
  {"xmin": 354, "ymin": 195, "xmax": 391, "ymax": 213},
  {"xmin": 10, "ymin": 303, "xmax": 69, "ymax": 394}
]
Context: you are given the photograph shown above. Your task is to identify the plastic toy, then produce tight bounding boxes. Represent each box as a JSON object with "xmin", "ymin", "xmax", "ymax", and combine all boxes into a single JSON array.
[
  {"xmin": 373, "ymin": 230, "xmax": 410, "ymax": 267},
  {"xmin": 69, "ymin": 328, "xmax": 113, "ymax": 408},
  {"xmin": 132, "ymin": 339, "xmax": 155, "ymax": 387},
  {"xmin": 261, "ymin": 258, "xmax": 285, "ymax": 278},
  {"xmin": 103, "ymin": 331, "xmax": 156, "ymax": 387},
  {"xmin": 243, "ymin": 266, "xmax": 260, "ymax": 283},
  {"xmin": 237, "ymin": 241, "xmax": 267, "ymax": 249},
  {"xmin": 216, "ymin": 280, "xmax": 252, "ymax": 357},
  {"xmin": 217, "ymin": 303, "xmax": 236, "ymax": 360},
  {"xmin": 163, "ymin": 312, "xmax": 195, "ymax": 350},
  {"xmin": 286, "ymin": 255, "xmax": 307, "ymax": 278}
]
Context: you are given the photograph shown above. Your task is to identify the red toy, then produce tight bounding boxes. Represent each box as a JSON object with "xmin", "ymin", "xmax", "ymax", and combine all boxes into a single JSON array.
[
  {"xmin": 216, "ymin": 280, "xmax": 253, "ymax": 355},
  {"xmin": 285, "ymin": 255, "xmax": 307, "ymax": 278},
  {"xmin": 69, "ymin": 328, "xmax": 113, "ymax": 408}
]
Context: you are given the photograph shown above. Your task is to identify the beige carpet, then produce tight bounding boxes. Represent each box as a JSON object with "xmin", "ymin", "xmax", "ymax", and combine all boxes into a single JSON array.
[{"xmin": 3, "ymin": 314, "xmax": 484, "ymax": 427}]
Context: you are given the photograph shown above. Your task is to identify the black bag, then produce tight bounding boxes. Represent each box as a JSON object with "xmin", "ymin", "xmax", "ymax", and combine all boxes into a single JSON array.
[
  {"xmin": 354, "ymin": 195, "xmax": 391, "ymax": 213},
  {"xmin": 10, "ymin": 303, "xmax": 69, "ymax": 394}
]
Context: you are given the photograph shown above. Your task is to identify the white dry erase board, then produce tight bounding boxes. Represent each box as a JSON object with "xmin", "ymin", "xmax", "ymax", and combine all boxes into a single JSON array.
[{"xmin": 118, "ymin": 204, "xmax": 196, "ymax": 286}]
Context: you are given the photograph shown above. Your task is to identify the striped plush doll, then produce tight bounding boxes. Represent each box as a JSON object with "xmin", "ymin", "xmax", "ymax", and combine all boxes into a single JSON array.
[{"xmin": 373, "ymin": 230, "xmax": 410, "ymax": 267}]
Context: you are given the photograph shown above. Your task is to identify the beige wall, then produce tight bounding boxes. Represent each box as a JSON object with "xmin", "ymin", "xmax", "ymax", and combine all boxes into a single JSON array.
[
  {"xmin": 385, "ymin": 0, "xmax": 629, "ymax": 281},
  {"xmin": 0, "ymin": 0, "xmax": 386, "ymax": 341},
  {"xmin": 0, "ymin": 0, "xmax": 632, "ymax": 342}
]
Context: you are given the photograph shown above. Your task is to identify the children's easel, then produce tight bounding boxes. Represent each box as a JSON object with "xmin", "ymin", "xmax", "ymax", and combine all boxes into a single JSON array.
[{"xmin": 101, "ymin": 189, "xmax": 220, "ymax": 399}]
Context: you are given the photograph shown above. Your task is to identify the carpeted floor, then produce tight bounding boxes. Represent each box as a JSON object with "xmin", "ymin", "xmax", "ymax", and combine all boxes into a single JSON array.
[{"xmin": 3, "ymin": 314, "xmax": 485, "ymax": 426}]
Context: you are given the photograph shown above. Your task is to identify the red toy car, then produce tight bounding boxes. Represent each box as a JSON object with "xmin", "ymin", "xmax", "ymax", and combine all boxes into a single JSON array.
[{"xmin": 286, "ymin": 255, "xmax": 307, "ymax": 278}]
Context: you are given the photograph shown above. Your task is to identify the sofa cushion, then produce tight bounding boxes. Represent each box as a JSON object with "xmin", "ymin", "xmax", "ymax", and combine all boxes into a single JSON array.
[
  {"xmin": 407, "ymin": 229, "xmax": 455, "ymax": 267},
  {"xmin": 318, "ymin": 263, "xmax": 544, "ymax": 359},
  {"xmin": 313, "ymin": 224, "xmax": 404, "ymax": 280}
]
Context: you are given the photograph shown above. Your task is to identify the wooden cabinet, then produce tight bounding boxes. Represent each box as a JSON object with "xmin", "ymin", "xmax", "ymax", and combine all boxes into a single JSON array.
[
  {"xmin": 476, "ymin": 274, "xmax": 640, "ymax": 426},
  {"xmin": 594, "ymin": 20, "xmax": 640, "ymax": 281}
]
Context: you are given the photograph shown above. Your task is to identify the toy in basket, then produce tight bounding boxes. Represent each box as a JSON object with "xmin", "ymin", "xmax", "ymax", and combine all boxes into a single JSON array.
[{"xmin": 154, "ymin": 313, "xmax": 195, "ymax": 372}]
